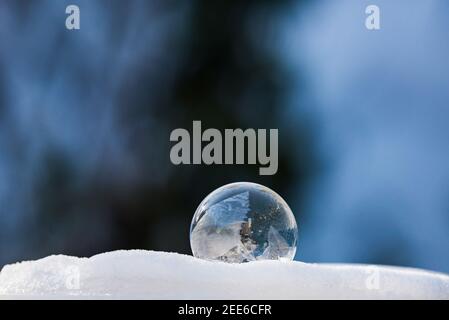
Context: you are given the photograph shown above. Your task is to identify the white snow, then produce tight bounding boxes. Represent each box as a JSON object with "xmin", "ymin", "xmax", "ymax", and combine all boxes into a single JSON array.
[{"xmin": 0, "ymin": 250, "xmax": 448, "ymax": 299}]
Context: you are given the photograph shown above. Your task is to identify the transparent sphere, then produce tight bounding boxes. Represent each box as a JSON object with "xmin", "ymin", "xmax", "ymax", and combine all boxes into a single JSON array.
[{"xmin": 190, "ymin": 182, "xmax": 298, "ymax": 263}]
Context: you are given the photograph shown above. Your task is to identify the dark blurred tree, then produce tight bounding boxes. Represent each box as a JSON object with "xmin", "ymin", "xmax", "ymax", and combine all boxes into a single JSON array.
[{"xmin": 8, "ymin": 0, "xmax": 315, "ymax": 261}]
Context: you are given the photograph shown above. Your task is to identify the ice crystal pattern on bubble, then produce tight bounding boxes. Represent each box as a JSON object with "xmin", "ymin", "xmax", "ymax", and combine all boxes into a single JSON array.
[{"xmin": 190, "ymin": 182, "xmax": 298, "ymax": 263}]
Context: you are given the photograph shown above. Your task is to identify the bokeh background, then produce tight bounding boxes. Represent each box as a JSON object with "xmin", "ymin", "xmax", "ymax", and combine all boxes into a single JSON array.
[{"xmin": 0, "ymin": 0, "xmax": 448, "ymax": 273}]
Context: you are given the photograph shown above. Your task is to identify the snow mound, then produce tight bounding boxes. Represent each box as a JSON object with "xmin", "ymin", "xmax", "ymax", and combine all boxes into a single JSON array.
[{"xmin": 0, "ymin": 250, "xmax": 448, "ymax": 299}]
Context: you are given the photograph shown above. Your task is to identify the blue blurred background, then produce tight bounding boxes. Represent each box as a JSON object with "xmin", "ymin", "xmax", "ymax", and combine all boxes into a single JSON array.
[{"xmin": 0, "ymin": 0, "xmax": 448, "ymax": 273}]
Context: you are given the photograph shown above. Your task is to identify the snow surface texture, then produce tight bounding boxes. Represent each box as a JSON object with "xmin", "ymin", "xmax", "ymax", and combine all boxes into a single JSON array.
[{"xmin": 0, "ymin": 250, "xmax": 448, "ymax": 299}]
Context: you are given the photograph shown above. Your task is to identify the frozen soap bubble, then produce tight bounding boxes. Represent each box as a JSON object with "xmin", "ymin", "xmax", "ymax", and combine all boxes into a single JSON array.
[{"xmin": 190, "ymin": 182, "xmax": 298, "ymax": 263}]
